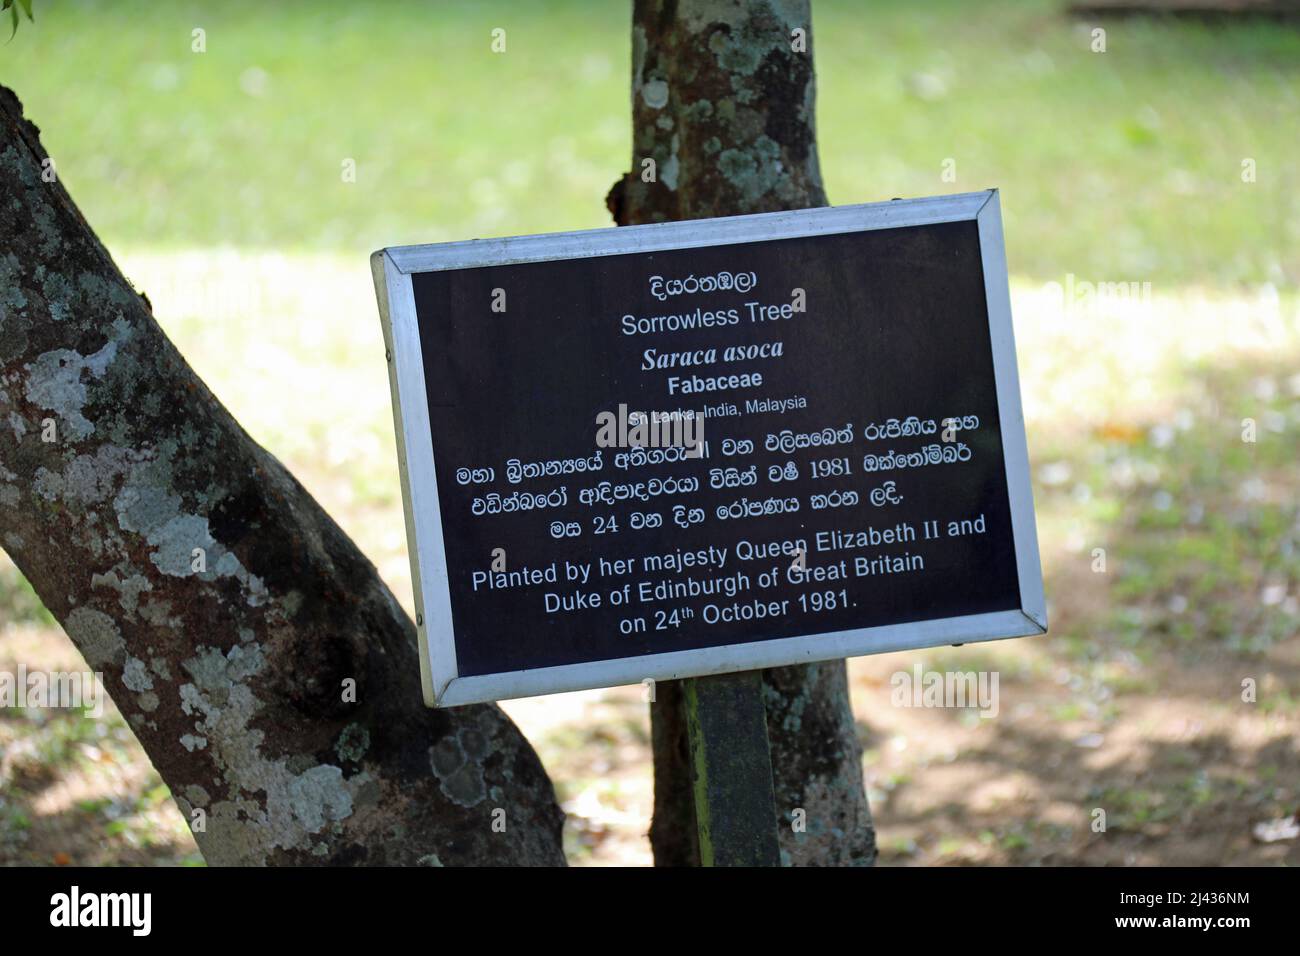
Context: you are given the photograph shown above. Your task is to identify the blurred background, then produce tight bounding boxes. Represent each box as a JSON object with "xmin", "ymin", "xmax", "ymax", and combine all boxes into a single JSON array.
[{"xmin": 0, "ymin": 0, "xmax": 1296, "ymax": 866}]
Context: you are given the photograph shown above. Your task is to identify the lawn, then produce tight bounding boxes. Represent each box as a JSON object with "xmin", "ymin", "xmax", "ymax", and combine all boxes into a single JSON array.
[
  {"xmin": 1, "ymin": 0, "xmax": 1296, "ymax": 283},
  {"xmin": 0, "ymin": 0, "xmax": 1297, "ymax": 866}
]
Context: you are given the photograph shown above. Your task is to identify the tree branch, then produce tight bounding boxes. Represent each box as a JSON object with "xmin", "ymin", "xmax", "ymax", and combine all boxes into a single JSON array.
[{"xmin": 0, "ymin": 85, "xmax": 565, "ymax": 866}]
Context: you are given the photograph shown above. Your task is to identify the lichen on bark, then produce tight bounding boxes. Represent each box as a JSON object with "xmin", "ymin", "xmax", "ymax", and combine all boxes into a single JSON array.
[{"xmin": 608, "ymin": 0, "xmax": 828, "ymax": 225}]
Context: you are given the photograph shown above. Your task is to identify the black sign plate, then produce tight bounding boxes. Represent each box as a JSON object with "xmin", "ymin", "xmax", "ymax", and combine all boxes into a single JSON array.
[{"xmin": 374, "ymin": 191, "xmax": 1045, "ymax": 706}]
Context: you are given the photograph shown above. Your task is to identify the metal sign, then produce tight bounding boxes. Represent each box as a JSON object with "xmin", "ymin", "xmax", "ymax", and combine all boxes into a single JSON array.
[{"xmin": 372, "ymin": 190, "xmax": 1045, "ymax": 707}]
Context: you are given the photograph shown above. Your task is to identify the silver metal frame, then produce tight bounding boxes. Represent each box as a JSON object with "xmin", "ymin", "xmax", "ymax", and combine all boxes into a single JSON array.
[{"xmin": 372, "ymin": 189, "xmax": 1046, "ymax": 708}]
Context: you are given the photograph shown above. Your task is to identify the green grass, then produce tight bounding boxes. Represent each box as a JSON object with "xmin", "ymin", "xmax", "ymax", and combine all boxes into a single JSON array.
[
  {"xmin": 1, "ymin": 0, "xmax": 1296, "ymax": 286},
  {"xmin": 0, "ymin": 566, "xmax": 52, "ymax": 625},
  {"xmin": 1033, "ymin": 354, "xmax": 1300, "ymax": 657}
]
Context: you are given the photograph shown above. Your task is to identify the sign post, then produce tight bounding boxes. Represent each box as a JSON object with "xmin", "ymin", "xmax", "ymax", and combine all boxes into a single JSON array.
[
  {"xmin": 683, "ymin": 671, "xmax": 782, "ymax": 866},
  {"xmin": 372, "ymin": 190, "xmax": 1046, "ymax": 865}
]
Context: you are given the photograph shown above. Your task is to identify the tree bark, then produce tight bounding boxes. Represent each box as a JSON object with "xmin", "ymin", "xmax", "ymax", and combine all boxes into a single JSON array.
[
  {"xmin": 0, "ymin": 86, "xmax": 565, "ymax": 866},
  {"xmin": 608, "ymin": 0, "xmax": 877, "ymax": 866}
]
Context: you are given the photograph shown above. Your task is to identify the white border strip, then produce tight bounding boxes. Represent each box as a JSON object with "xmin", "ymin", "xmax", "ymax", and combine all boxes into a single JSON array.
[
  {"xmin": 372, "ymin": 251, "xmax": 457, "ymax": 706},
  {"xmin": 976, "ymin": 195, "xmax": 1048, "ymax": 631},
  {"xmin": 387, "ymin": 191, "xmax": 991, "ymax": 274}
]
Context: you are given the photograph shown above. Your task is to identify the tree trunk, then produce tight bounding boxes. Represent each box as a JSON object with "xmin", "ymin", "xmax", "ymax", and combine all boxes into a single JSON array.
[
  {"xmin": 0, "ymin": 86, "xmax": 565, "ymax": 866},
  {"xmin": 608, "ymin": 0, "xmax": 877, "ymax": 866}
]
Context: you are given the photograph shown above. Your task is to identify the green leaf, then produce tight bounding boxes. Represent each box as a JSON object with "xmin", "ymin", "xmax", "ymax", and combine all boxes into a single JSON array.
[{"xmin": 3, "ymin": 0, "xmax": 33, "ymax": 40}]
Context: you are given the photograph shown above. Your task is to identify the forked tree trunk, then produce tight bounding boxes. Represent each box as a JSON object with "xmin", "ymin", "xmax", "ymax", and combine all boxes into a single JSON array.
[
  {"xmin": 0, "ymin": 86, "xmax": 565, "ymax": 866},
  {"xmin": 608, "ymin": 0, "xmax": 877, "ymax": 866}
]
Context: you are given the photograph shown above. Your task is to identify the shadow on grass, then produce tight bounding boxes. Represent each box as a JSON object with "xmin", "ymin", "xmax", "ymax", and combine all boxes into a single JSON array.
[{"xmin": 858, "ymin": 348, "xmax": 1299, "ymax": 865}]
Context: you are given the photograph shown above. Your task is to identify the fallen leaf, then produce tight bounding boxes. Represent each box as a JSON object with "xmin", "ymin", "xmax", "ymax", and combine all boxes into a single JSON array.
[
  {"xmin": 1252, "ymin": 817, "xmax": 1299, "ymax": 843},
  {"xmin": 1096, "ymin": 421, "xmax": 1142, "ymax": 443}
]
